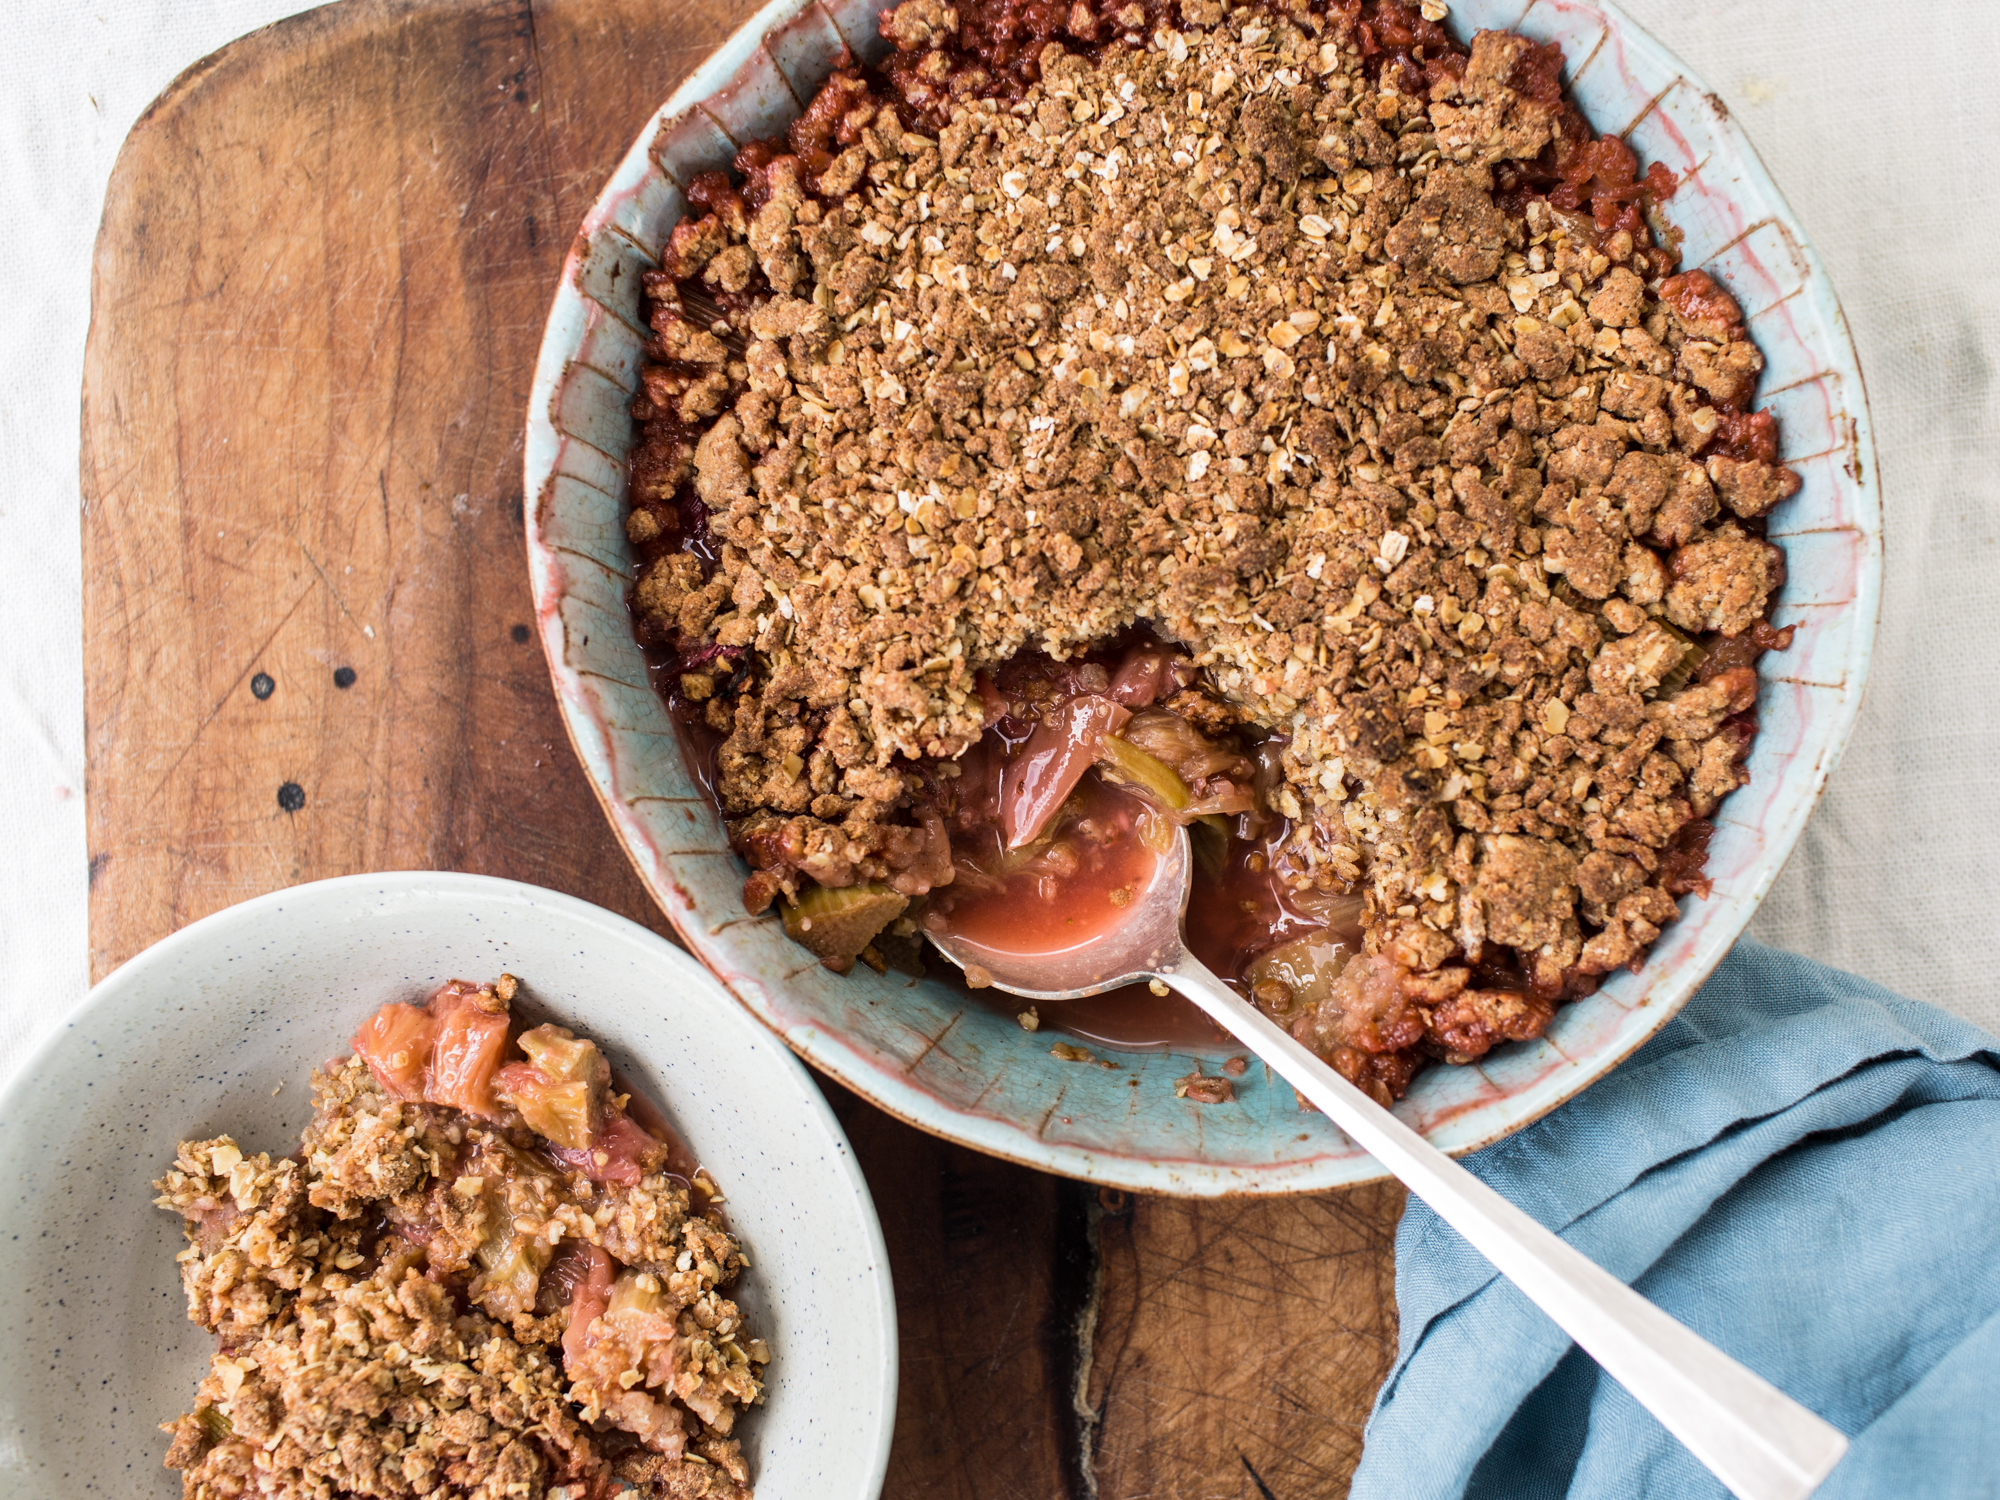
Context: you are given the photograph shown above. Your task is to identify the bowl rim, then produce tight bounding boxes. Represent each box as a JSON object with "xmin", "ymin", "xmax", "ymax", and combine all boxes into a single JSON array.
[
  {"xmin": 522, "ymin": 0, "xmax": 1883, "ymax": 1194},
  {"xmin": 1, "ymin": 869, "xmax": 899, "ymax": 1499}
]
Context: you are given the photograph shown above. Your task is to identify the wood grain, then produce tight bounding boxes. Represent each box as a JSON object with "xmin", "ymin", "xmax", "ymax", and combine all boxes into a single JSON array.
[
  {"xmin": 79, "ymin": 2, "xmax": 1401, "ymax": 1493},
  {"xmin": 1089, "ymin": 1187, "xmax": 1405, "ymax": 1499},
  {"xmin": 82, "ymin": 0, "xmax": 671, "ymax": 971},
  {"xmin": 828, "ymin": 1081, "xmax": 1093, "ymax": 1499}
]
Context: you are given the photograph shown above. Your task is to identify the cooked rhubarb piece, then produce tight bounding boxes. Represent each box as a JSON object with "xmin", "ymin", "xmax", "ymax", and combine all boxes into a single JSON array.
[
  {"xmin": 558, "ymin": 1242, "xmax": 616, "ymax": 1369},
  {"xmin": 1106, "ymin": 642, "xmax": 1194, "ymax": 708},
  {"xmin": 999, "ymin": 694, "xmax": 1130, "ymax": 848},
  {"xmin": 1095, "ymin": 735, "xmax": 1191, "ymax": 813},
  {"xmin": 1116, "ymin": 709, "xmax": 1247, "ymax": 787},
  {"xmin": 549, "ymin": 1107, "xmax": 669, "ymax": 1187},
  {"xmin": 518, "ymin": 1023, "xmax": 611, "ymax": 1088},
  {"xmin": 352, "ymin": 978, "xmax": 514, "ymax": 1117},
  {"xmin": 493, "ymin": 1024, "xmax": 612, "ymax": 1150},
  {"xmin": 781, "ymin": 882, "xmax": 908, "ymax": 973},
  {"xmin": 1243, "ymin": 932, "xmax": 1367, "ymax": 1026},
  {"xmin": 426, "ymin": 982, "xmax": 510, "ymax": 1119},
  {"xmin": 473, "ymin": 1216, "xmax": 551, "ymax": 1322},
  {"xmin": 350, "ymin": 1001, "xmax": 434, "ymax": 1101},
  {"xmin": 494, "ymin": 1061, "xmax": 600, "ymax": 1151}
]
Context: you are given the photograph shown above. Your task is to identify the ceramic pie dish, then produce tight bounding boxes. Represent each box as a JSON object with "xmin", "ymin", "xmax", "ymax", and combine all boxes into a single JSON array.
[
  {"xmin": 0, "ymin": 872, "xmax": 895, "ymax": 1498},
  {"xmin": 523, "ymin": 0, "xmax": 1881, "ymax": 1194}
]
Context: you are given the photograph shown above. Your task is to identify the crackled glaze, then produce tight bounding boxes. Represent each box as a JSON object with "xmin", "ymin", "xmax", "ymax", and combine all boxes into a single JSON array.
[{"xmin": 524, "ymin": 0, "xmax": 1881, "ymax": 1194}]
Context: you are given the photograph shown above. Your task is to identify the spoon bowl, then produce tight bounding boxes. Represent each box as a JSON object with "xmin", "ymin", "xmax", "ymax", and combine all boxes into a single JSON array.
[
  {"xmin": 926, "ymin": 825, "xmax": 1849, "ymax": 1500},
  {"xmin": 931, "ymin": 826, "xmax": 1194, "ymax": 999}
]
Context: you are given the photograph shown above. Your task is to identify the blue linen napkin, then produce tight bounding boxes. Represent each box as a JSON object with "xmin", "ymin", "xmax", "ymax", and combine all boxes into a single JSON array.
[{"xmin": 1352, "ymin": 939, "xmax": 2000, "ymax": 1500}]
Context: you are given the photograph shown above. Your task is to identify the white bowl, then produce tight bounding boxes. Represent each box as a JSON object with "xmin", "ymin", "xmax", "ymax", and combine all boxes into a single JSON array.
[
  {"xmin": 523, "ymin": 0, "xmax": 1882, "ymax": 1193},
  {"xmin": 0, "ymin": 872, "xmax": 896, "ymax": 1498}
]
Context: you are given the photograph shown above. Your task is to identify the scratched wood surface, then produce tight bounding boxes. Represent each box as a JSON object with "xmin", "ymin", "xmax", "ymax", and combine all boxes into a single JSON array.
[{"xmin": 78, "ymin": 1, "xmax": 1403, "ymax": 1494}]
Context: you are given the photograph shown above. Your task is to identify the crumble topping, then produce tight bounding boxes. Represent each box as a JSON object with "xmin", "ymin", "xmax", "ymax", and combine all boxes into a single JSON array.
[
  {"xmin": 156, "ymin": 980, "xmax": 765, "ymax": 1500},
  {"xmin": 632, "ymin": 3, "xmax": 1793, "ymax": 1001}
]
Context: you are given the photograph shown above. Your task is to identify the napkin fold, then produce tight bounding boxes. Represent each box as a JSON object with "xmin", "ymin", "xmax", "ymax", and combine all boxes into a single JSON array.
[{"xmin": 1353, "ymin": 939, "xmax": 2000, "ymax": 1500}]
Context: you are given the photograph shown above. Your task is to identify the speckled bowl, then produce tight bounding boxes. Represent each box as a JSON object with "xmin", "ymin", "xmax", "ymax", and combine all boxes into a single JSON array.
[
  {"xmin": 0, "ymin": 873, "xmax": 895, "ymax": 1498},
  {"xmin": 524, "ymin": 0, "xmax": 1882, "ymax": 1194}
]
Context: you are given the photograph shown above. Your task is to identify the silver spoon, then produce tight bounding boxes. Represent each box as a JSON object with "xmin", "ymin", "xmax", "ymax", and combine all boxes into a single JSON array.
[{"xmin": 929, "ymin": 823, "xmax": 1848, "ymax": 1500}]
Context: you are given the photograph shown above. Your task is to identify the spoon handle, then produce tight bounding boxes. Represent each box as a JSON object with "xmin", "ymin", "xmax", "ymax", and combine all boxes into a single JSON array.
[{"xmin": 1160, "ymin": 958, "xmax": 1848, "ymax": 1500}]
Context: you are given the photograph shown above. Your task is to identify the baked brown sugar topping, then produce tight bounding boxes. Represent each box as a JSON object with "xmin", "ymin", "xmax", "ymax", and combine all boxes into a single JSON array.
[
  {"xmin": 156, "ymin": 977, "xmax": 766, "ymax": 1500},
  {"xmin": 627, "ymin": 0, "xmax": 1797, "ymax": 1102}
]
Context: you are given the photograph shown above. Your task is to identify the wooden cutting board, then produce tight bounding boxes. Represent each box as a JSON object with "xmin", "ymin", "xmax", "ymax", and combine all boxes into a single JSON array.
[{"xmin": 79, "ymin": 1, "xmax": 1403, "ymax": 1493}]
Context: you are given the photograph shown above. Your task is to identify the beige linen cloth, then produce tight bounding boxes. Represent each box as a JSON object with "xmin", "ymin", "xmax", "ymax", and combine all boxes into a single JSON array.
[{"xmin": 0, "ymin": 0, "xmax": 1995, "ymax": 1074}]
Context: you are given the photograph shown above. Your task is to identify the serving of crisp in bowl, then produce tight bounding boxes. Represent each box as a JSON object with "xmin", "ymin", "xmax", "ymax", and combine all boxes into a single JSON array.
[
  {"xmin": 0, "ymin": 874, "xmax": 895, "ymax": 1497},
  {"xmin": 525, "ymin": 0, "xmax": 1880, "ymax": 1193}
]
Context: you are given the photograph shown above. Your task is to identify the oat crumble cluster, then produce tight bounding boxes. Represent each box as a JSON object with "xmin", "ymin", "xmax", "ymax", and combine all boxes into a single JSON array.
[
  {"xmin": 626, "ymin": 0, "xmax": 1797, "ymax": 1084},
  {"xmin": 156, "ymin": 977, "xmax": 765, "ymax": 1500}
]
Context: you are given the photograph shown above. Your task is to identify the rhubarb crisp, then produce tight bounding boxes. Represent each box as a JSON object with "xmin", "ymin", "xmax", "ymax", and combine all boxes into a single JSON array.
[
  {"xmin": 156, "ymin": 976, "xmax": 768, "ymax": 1500},
  {"xmin": 624, "ymin": 0, "xmax": 1799, "ymax": 1102}
]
